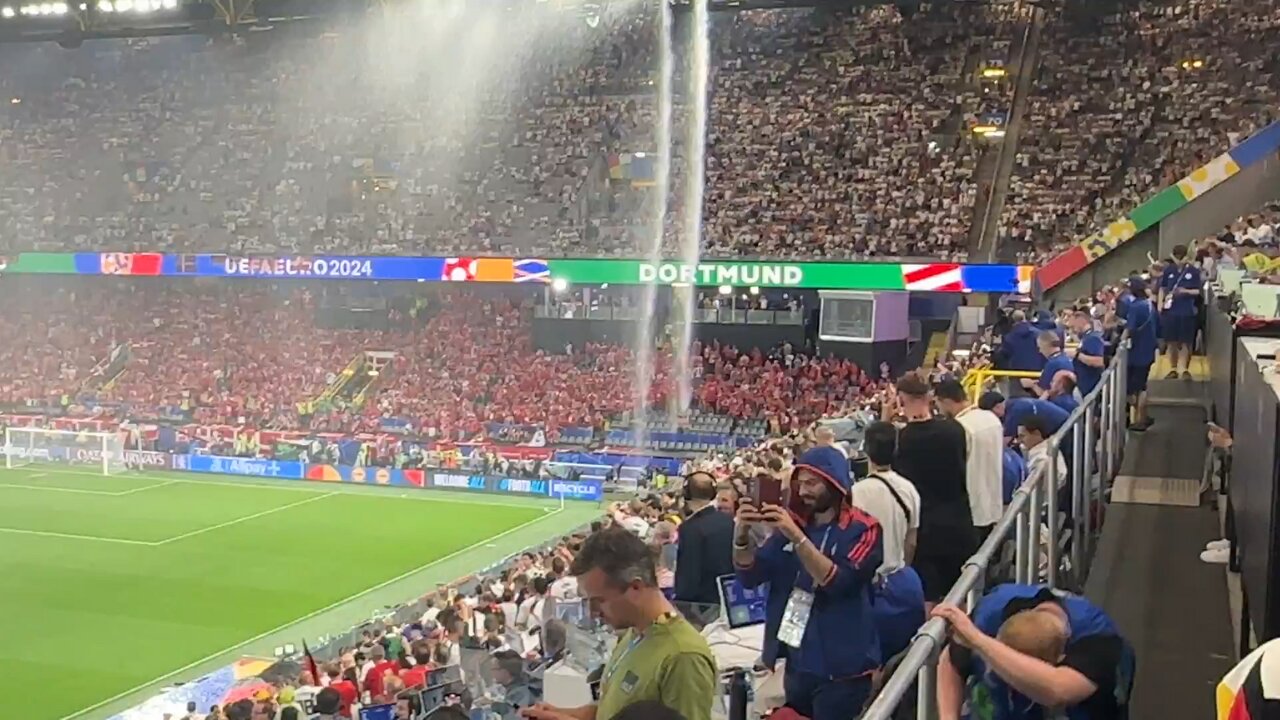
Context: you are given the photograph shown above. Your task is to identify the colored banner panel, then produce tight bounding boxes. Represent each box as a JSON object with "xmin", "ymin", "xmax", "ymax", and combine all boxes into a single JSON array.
[
  {"xmin": 550, "ymin": 478, "xmax": 605, "ymax": 502},
  {"xmin": 1130, "ymin": 186, "xmax": 1187, "ymax": 232},
  {"xmin": 550, "ymin": 259, "xmax": 906, "ymax": 289},
  {"xmin": 548, "ymin": 259, "xmax": 1031, "ymax": 292},
  {"xmin": 174, "ymin": 453, "xmax": 305, "ymax": 479},
  {"xmin": 1041, "ymin": 118, "xmax": 1280, "ymax": 291},
  {"xmin": 1, "ymin": 252, "xmax": 78, "ymax": 274},
  {"xmin": 305, "ymin": 464, "xmax": 426, "ymax": 487}
]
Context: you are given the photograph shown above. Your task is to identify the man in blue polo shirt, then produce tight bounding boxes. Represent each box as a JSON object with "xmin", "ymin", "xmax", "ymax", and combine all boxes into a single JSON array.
[
  {"xmin": 1035, "ymin": 331, "xmax": 1074, "ymax": 398},
  {"xmin": 980, "ymin": 391, "xmax": 1070, "ymax": 441},
  {"xmin": 1069, "ymin": 309, "xmax": 1106, "ymax": 397},
  {"xmin": 1125, "ymin": 276, "xmax": 1159, "ymax": 431},
  {"xmin": 1158, "ymin": 244, "xmax": 1202, "ymax": 380}
]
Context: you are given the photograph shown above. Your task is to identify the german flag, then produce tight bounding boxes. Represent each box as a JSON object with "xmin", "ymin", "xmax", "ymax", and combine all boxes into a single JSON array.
[{"xmin": 1218, "ymin": 638, "xmax": 1280, "ymax": 720}]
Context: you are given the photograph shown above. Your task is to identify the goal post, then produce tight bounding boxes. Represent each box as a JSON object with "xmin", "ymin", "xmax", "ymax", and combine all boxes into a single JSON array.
[{"xmin": 3, "ymin": 427, "xmax": 126, "ymax": 475}]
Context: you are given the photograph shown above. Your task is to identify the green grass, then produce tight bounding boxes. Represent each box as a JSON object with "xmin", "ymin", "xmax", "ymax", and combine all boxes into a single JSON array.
[{"xmin": 0, "ymin": 465, "xmax": 596, "ymax": 720}]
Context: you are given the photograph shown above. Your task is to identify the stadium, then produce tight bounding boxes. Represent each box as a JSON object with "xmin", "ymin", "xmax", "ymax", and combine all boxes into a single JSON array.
[{"xmin": 0, "ymin": 0, "xmax": 1277, "ymax": 719}]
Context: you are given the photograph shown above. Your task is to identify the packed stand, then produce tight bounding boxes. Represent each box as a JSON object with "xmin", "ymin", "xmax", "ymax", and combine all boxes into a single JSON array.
[
  {"xmin": 0, "ymin": 2, "xmax": 1017, "ymax": 261},
  {"xmin": 1000, "ymin": 0, "xmax": 1280, "ymax": 263}
]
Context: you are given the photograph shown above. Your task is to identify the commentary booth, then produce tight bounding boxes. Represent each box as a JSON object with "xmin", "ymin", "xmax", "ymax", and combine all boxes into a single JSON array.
[{"xmin": 1205, "ymin": 273, "xmax": 1280, "ymax": 655}]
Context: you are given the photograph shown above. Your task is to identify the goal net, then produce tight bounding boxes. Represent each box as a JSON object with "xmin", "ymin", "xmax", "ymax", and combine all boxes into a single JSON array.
[{"xmin": 3, "ymin": 427, "xmax": 126, "ymax": 475}]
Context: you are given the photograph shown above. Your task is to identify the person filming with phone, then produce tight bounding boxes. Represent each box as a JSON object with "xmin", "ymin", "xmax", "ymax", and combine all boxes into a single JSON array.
[{"xmin": 733, "ymin": 445, "xmax": 885, "ymax": 720}]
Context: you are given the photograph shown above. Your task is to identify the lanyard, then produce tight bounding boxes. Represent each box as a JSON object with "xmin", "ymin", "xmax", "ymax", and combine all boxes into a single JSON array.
[
  {"xmin": 793, "ymin": 526, "xmax": 833, "ymax": 588},
  {"xmin": 602, "ymin": 612, "xmax": 676, "ymax": 685},
  {"xmin": 602, "ymin": 632, "xmax": 645, "ymax": 685}
]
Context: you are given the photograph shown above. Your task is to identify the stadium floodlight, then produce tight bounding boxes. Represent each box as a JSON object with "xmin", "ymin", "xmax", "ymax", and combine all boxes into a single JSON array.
[
  {"xmin": 98, "ymin": 0, "xmax": 113, "ymax": 10},
  {"xmin": 52, "ymin": 1, "xmax": 67, "ymax": 11},
  {"xmin": 551, "ymin": 277, "xmax": 569, "ymax": 293},
  {"xmin": 717, "ymin": 284, "xmax": 732, "ymax": 296},
  {"xmin": 115, "ymin": 0, "xmax": 131, "ymax": 10},
  {"xmin": 161, "ymin": 0, "xmax": 175, "ymax": 7},
  {"xmin": 0, "ymin": 6, "xmax": 13, "ymax": 16}
]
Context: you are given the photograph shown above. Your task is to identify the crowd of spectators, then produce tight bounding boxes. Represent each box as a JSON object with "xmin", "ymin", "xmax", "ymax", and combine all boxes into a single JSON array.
[
  {"xmin": 0, "ymin": 2, "xmax": 1024, "ymax": 262},
  {"xmin": 0, "ymin": 283, "xmax": 900, "ymax": 441},
  {"xmin": 1000, "ymin": 0, "xmax": 1280, "ymax": 263}
]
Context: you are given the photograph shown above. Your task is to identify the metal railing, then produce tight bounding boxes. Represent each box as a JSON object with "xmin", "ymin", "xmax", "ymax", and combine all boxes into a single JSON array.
[{"xmin": 862, "ymin": 336, "xmax": 1129, "ymax": 720}]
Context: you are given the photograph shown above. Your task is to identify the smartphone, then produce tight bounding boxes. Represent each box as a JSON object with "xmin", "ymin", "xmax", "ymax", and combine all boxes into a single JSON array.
[{"xmin": 752, "ymin": 474, "xmax": 783, "ymax": 507}]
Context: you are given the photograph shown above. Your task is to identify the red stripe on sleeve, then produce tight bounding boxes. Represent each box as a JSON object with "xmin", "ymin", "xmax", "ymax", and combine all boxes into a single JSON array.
[{"xmin": 849, "ymin": 524, "xmax": 880, "ymax": 567}]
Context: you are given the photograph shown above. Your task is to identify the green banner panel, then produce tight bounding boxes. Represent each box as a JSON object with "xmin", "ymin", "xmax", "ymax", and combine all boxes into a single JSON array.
[
  {"xmin": 548, "ymin": 259, "xmax": 908, "ymax": 290},
  {"xmin": 5, "ymin": 253, "xmax": 79, "ymax": 274},
  {"xmin": 1129, "ymin": 186, "xmax": 1187, "ymax": 232}
]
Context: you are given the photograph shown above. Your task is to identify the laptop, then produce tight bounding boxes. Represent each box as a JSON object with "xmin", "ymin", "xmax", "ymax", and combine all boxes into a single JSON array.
[{"xmin": 716, "ymin": 574, "xmax": 768, "ymax": 629}]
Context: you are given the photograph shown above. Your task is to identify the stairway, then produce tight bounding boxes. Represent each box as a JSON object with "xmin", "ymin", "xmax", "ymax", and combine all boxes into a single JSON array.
[{"xmin": 976, "ymin": 5, "xmax": 1045, "ymax": 260}]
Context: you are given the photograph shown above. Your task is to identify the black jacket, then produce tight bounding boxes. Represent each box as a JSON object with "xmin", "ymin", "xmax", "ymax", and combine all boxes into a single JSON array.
[{"xmin": 674, "ymin": 504, "xmax": 736, "ymax": 606}]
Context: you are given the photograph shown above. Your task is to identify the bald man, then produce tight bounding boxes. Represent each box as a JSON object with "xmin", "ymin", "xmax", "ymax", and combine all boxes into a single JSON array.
[{"xmin": 674, "ymin": 471, "xmax": 736, "ymax": 606}]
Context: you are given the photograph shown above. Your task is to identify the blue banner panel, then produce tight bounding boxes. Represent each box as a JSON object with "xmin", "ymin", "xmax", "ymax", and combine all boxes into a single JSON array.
[
  {"xmin": 166, "ymin": 254, "xmax": 448, "ymax": 281},
  {"xmin": 549, "ymin": 479, "xmax": 604, "ymax": 502},
  {"xmin": 495, "ymin": 477, "xmax": 550, "ymax": 497},
  {"xmin": 175, "ymin": 454, "xmax": 305, "ymax": 479},
  {"xmin": 426, "ymin": 471, "xmax": 489, "ymax": 492}
]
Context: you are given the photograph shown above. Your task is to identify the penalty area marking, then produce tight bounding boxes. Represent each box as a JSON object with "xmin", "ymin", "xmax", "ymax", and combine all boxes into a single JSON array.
[
  {"xmin": 56, "ymin": 506, "xmax": 566, "ymax": 720},
  {"xmin": 0, "ymin": 477, "xmax": 180, "ymax": 497},
  {"xmin": 0, "ymin": 526, "xmax": 155, "ymax": 546}
]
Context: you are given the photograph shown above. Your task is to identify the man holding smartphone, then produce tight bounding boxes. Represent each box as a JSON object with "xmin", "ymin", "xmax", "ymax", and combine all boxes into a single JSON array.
[{"xmin": 732, "ymin": 446, "xmax": 884, "ymax": 720}]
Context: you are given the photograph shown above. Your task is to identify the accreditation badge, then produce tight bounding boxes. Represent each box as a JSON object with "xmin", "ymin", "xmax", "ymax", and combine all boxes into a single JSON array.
[{"xmin": 777, "ymin": 588, "xmax": 814, "ymax": 647}]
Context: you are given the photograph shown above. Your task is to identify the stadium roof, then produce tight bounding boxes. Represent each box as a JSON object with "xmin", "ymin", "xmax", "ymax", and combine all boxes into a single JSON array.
[{"xmin": 0, "ymin": 0, "xmax": 872, "ymax": 44}]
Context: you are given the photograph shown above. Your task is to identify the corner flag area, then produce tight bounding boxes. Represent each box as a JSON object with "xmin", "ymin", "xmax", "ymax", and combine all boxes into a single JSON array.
[{"xmin": 0, "ymin": 466, "xmax": 597, "ymax": 720}]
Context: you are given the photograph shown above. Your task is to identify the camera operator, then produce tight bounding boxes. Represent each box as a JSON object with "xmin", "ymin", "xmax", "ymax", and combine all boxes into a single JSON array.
[
  {"xmin": 674, "ymin": 471, "xmax": 735, "ymax": 606},
  {"xmin": 890, "ymin": 373, "xmax": 975, "ymax": 604},
  {"xmin": 732, "ymin": 446, "xmax": 884, "ymax": 719}
]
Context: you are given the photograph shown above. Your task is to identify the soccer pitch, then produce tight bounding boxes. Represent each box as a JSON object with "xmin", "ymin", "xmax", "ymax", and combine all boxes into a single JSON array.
[{"xmin": 0, "ymin": 465, "xmax": 600, "ymax": 720}]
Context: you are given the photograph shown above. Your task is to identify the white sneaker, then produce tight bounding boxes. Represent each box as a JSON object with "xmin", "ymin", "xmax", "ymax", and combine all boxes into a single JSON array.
[
  {"xmin": 1200, "ymin": 547, "xmax": 1230, "ymax": 564},
  {"xmin": 1205, "ymin": 539, "xmax": 1231, "ymax": 551}
]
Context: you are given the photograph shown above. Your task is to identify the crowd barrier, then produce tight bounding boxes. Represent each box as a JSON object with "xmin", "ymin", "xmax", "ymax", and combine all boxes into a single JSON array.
[{"xmin": 863, "ymin": 335, "xmax": 1130, "ymax": 720}]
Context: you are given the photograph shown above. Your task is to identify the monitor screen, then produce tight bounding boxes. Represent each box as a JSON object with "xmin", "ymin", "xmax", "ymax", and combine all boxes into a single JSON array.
[
  {"xmin": 717, "ymin": 574, "xmax": 767, "ymax": 629},
  {"xmin": 359, "ymin": 703, "xmax": 395, "ymax": 720},
  {"xmin": 552, "ymin": 598, "xmax": 587, "ymax": 625}
]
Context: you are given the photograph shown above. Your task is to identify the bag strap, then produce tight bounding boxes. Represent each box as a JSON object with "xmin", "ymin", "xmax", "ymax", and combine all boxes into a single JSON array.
[{"xmin": 868, "ymin": 473, "xmax": 911, "ymax": 524}]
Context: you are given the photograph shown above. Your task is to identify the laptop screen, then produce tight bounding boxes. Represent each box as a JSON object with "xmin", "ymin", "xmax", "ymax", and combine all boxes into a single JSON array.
[{"xmin": 717, "ymin": 574, "xmax": 768, "ymax": 629}]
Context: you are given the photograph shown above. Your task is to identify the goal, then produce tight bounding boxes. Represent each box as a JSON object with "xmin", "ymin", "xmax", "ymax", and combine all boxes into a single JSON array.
[{"xmin": 3, "ymin": 427, "xmax": 126, "ymax": 475}]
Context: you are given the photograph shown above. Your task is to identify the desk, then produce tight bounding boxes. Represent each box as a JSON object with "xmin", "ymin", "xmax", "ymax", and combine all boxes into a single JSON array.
[{"xmin": 1231, "ymin": 337, "xmax": 1280, "ymax": 653}]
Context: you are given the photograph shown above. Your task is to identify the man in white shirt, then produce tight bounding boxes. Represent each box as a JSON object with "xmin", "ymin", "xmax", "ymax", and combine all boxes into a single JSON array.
[
  {"xmin": 851, "ymin": 421, "xmax": 925, "ymax": 659},
  {"xmin": 611, "ymin": 500, "xmax": 652, "ymax": 540},
  {"xmin": 936, "ymin": 379, "xmax": 1005, "ymax": 543}
]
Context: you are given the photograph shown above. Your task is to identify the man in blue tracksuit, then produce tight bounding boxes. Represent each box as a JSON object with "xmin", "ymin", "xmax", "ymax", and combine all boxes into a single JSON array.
[
  {"xmin": 996, "ymin": 311, "xmax": 1045, "ymax": 374},
  {"xmin": 1036, "ymin": 331, "xmax": 1075, "ymax": 398},
  {"xmin": 934, "ymin": 584, "xmax": 1133, "ymax": 720},
  {"xmin": 1069, "ymin": 309, "xmax": 1107, "ymax": 399},
  {"xmin": 733, "ymin": 446, "xmax": 884, "ymax": 720}
]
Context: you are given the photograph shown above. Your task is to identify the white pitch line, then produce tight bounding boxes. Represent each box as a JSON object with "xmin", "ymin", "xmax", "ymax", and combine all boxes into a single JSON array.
[
  {"xmin": 0, "ymin": 467, "xmax": 561, "ymax": 510},
  {"xmin": 0, "ymin": 478, "xmax": 180, "ymax": 497},
  {"xmin": 57, "ymin": 506, "xmax": 566, "ymax": 720},
  {"xmin": 113, "ymin": 479, "xmax": 182, "ymax": 496},
  {"xmin": 0, "ymin": 482, "xmax": 120, "ymax": 496},
  {"xmin": 0, "ymin": 526, "xmax": 154, "ymax": 545},
  {"xmin": 150, "ymin": 491, "xmax": 339, "ymax": 546}
]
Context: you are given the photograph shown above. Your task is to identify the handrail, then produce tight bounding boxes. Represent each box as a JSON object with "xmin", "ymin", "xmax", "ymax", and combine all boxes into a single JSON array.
[{"xmin": 863, "ymin": 331, "xmax": 1130, "ymax": 720}]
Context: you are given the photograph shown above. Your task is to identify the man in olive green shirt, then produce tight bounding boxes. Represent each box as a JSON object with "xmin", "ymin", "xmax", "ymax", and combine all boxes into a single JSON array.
[{"xmin": 522, "ymin": 527, "xmax": 717, "ymax": 720}]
